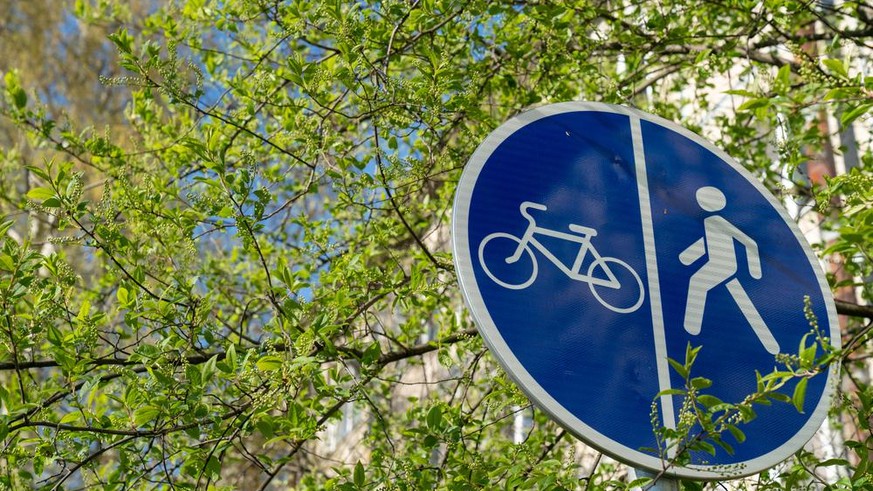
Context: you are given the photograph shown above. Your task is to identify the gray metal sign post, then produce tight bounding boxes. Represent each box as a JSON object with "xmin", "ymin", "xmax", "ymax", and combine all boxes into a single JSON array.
[{"xmin": 635, "ymin": 468, "xmax": 679, "ymax": 491}]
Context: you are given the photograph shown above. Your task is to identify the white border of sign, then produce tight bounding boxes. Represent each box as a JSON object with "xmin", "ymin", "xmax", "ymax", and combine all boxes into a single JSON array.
[{"xmin": 452, "ymin": 101, "xmax": 840, "ymax": 479}]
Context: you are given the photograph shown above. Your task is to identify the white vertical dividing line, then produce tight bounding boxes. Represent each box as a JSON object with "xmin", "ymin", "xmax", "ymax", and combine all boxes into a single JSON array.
[{"xmin": 630, "ymin": 115, "xmax": 677, "ymax": 454}]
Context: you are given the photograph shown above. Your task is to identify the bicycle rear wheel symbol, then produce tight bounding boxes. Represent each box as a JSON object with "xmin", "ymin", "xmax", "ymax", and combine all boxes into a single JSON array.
[{"xmin": 477, "ymin": 202, "xmax": 645, "ymax": 314}]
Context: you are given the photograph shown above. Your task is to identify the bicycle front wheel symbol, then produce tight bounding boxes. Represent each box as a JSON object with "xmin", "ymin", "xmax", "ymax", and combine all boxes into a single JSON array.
[{"xmin": 586, "ymin": 257, "xmax": 644, "ymax": 314}]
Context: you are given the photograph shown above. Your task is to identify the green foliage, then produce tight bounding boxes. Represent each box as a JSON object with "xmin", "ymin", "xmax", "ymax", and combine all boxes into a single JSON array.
[
  {"xmin": 0, "ymin": 0, "xmax": 870, "ymax": 489},
  {"xmin": 657, "ymin": 324, "xmax": 836, "ymax": 476}
]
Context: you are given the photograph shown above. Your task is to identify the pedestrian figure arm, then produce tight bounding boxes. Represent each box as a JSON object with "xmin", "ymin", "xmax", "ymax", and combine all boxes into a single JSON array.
[
  {"xmin": 679, "ymin": 238, "xmax": 705, "ymax": 265},
  {"xmin": 722, "ymin": 221, "xmax": 762, "ymax": 279},
  {"xmin": 746, "ymin": 242, "xmax": 762, "ymax": 279}
]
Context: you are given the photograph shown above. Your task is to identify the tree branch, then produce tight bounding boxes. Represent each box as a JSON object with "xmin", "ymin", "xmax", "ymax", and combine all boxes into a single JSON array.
[
  {"xmin": 377, "ymin": 328, "xmax": 478, "ymax": 365},
  {"xmin": 836, "ymin": 299, "xmax": 873, "ymax": 320}
]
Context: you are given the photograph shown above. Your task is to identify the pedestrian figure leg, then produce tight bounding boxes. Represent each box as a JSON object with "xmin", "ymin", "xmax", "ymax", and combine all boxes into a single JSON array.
[
  {"xmin": 725, "ymin": 279, "xmax": 779, "ymax": 354},
  {"xmin": 683, "ymin": 269, "xmax": 725, "ymax": 335}
]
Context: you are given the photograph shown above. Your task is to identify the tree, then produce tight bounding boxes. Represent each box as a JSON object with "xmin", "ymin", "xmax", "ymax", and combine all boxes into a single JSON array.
[{"xmin": 0, "ymin": 0, "xmax": 872, "ymax": 489}]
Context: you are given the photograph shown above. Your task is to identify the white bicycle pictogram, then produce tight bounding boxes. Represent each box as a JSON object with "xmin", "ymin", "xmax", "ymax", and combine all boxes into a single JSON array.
[{"xmin": 477, "ymin": 201, "xmax": 645, "ymax": 313}]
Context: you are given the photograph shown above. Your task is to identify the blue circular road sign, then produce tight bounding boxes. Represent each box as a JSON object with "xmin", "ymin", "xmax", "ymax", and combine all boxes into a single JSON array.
[{"xmin": 452, "ymin": 102, "xmax": 839, "ymax": 479}]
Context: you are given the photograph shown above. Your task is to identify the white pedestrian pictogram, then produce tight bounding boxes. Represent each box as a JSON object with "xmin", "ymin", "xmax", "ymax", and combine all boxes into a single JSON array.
[
  {"xmin": 478, "ymin": 201, "xmax": 645, "ymax": 313},
  {"xmin": 679, "ymin": 186, "xmax": 779, "ymax": 354}
]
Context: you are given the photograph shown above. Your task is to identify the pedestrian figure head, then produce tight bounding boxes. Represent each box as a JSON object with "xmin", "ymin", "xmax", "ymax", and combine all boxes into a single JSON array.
[{"xmin": 696, "ymin": 186, "xmax": 726, "ymax": 212}]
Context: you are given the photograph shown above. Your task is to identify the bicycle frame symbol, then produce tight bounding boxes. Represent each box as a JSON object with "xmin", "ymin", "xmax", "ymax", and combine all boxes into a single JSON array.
[{"xmin": 477, "ymin": 201, "xmax": 645, "ymax": 314}]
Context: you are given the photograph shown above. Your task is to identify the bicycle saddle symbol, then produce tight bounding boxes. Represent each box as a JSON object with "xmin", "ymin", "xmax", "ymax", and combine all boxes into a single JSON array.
[{"xmin": 477, "ymin": 201, "xmax": 645, "ymax": 314}]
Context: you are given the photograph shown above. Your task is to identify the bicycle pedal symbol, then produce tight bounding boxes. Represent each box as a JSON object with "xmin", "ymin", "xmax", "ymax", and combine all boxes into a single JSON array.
[{"xmin": 478, "ymin": 201, "xmax": 645, "ymax": 313}]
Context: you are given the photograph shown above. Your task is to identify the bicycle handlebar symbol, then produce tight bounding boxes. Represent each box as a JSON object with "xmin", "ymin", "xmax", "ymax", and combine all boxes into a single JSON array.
[{"xmin": 477, "ymin": 201, "xmax": 645, "ymax": 314}]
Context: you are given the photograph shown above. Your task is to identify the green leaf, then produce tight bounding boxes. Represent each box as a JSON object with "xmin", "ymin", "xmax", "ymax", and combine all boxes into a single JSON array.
[
  {"xmin": 737, "ymin": 98, "xmax": 770, "ymax": 111},
  {"xmin": 77, "ymin": 300, "xmax": 91, "ymax": 322},
  {"xmin": 792, "ymin": 377, "xmax": 808, "ymax": 413},
  {"xmin": 737, "ymin": 405, "xmax": 758, "ymax": 423},
  {"xmin": 256, "ymin": 418, "xmax": 274, "ymax": 438},
  {"xmin": 841, "ymin": 103, "xmax": 873, "ymax": 126},
  {"xmin": 0, "ymin": 254, "xmax": 13, "ymax": 272},
  {"xmin": 426, "ymin": 404, "xmax": 443, "ymax": 431},
  {"xmin": 353, "ymin": 461, "xmax": 365, "ymax": 488},
  {"xmin": 726, "ymin": 424, "xmax": 746, "ymax": 443},
  {"xmin": 690, "ymin": 377, "xmax": 712, "ymax": 389},
  {"xmin": 10, "ymin": 87, "xmax": 26, "ymax": 110},
  {"xmin": 201, "ymin": 354, "xmax": 219, "ymax": 383},
  {"xmin": 226, "ymin": 344, "xmax": 237, "ymax": 372},
  {"xmin": 685, "ymin": 343, "xmax": 700, "ymax": 368},
  {"xmin": 816, "ymin": 458, "xmax": 850, "ymax": 468},
  {"xmin": 46, "ymin": 325, "xmax": 63, "ymax": 347},
  {"xmin": 423, "ymin": 434, "xmax": 439, "ymax": 449},
  {"xmin": 58, "ymin": 412, "xmax": 81, "ymax": 425},
  {"xmin": 708, "ymin": 403, "xmax": 734, "ymax": 413},
  {"xmin": 697, "ymin": 394, "xmax": 723, "ymax": 408},
  {"xmin": 799, "ymin": 334, "xmax": 817, "ymax": 368},
  {"xmin": 0, "ymin": 219, "xmax": 12, "ymax": 239},
  {"xmin": 361, "ymin": 341, "xmax": 381, "ymax": 365},
  {"xmin": 202, "ymin": 455, "xmax": 220, "ymax": 478},
  {"xmin": 696, "ymin": 440, "xmax": 717, "ymax": 456},
  {"xmin": 656, "ymin": 388, "xmax": 686, "ymax": 397},
  {"xmin": 117, "ymin": 286, "xmax": 130, "ymax": 307},
  {"xmin": 25, "ymin": 166, "xmax": 50, "ymax": 182},
  {"xmin": 108, "ymin": 29, "xmax": 134, "ymax": 54},
  {"xmin": 186, "ymin": 364, "xmax": 201, "ymax": 386},
  {"xmin": 822, "ymin": 58, "xmax": 848, "ymax": 79},
  {"xmin": 256, "ymin": 355, "xmax": 283, "ymax": 371},
  {"xmin": 823, "ymin": 87, "xmax": 853, "ymax": 101},
  {"xmin": 134, "ymin": 406, "xmax": 161, "ymax": 426},
  {"xmin": 667, "ymin": 358, "xmax": 688, "ymax": 379},
  {"xmin": 151, "ymin": 368, "xmax": 174, "ymax": 386},
  {"xmin": 775, "ymin": 64, "xmax": 791, "ymax": 90},
  {"xmin": 768, "ymin": 392, "xmax": 790, "ymax": 403},
  {"xmin": 713, "ymin": 437, "xmax": 735, "ymax": 455},
  {"xmin": 724, "ymin": 89, "xmax": 758, "ymax": 97},
  {"xmin": 26, "ymin": 187, "xmax": 55, "ymax": 201},
  {"xmin": 627, "ymin": 478, "xmax": 653, "ymax": 489},
  {"xmin": 853, "ymin": 456, "xmax": 870, "ymax": 482}
]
